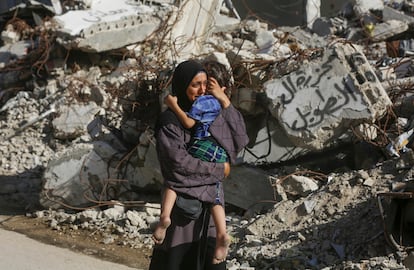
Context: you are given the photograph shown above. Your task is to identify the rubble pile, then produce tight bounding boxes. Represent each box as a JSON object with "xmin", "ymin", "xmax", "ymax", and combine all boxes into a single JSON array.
[
  {"xmin": 1, "ymin": 0, "xmax": 414, "ymax": 269},
  {"xmin": 29, "ymin": 152, "xmax": 414, "ymax": 269}
]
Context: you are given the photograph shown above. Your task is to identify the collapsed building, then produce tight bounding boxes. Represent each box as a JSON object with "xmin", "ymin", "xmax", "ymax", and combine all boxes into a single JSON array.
[{"xmin": 1, "ymin": 0, "xmax": 414, "ymax": 268}]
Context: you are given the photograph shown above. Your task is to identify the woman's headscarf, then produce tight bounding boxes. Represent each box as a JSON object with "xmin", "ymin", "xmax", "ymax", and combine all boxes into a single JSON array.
[{"xmin": 171, "ymin": 60, "xmax": 206, "ymax": 112}]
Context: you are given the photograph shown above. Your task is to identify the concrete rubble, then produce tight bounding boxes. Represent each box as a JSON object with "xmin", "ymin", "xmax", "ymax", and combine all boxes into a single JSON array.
[
  {"xmin": 264, "ymin": 42, "xmax": 391, "ymax": 150},
  {"xmin": 1, "ymin": 0, "xmax": 414, "ymax": 269}
]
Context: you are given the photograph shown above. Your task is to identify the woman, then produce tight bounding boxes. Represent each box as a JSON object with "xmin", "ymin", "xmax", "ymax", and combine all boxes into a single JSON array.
[{"xmin": 149, "ymin": 59, "xmax": 249, "ymax": 270}]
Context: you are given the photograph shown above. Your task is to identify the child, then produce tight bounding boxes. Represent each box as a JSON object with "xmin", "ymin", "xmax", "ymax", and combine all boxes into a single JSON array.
[{"xmin": 152, "ymin": 61, "xmax": 232, "ymax": 264}]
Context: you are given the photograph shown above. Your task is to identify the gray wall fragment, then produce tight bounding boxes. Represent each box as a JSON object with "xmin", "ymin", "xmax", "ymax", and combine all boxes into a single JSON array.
[{"xmin": 264, "ymin": 43, "xmax": 392, "ymax": 150}]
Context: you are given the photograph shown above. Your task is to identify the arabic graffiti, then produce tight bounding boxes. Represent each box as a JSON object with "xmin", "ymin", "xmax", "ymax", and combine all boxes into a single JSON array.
[
  {"xmin": 280, "ymin": 55, "xmax": 335, "ymax": 105},
  {"xmin": 349, "ymin": 52, "xmax": 366, "ymax": 67},
  {"xmin": 276, "ymin": 54, "xmax": 363, "ymax": 131},
  {"xmin": 290, "ymin": 80, "xmax": 359, "ymax": 131}
]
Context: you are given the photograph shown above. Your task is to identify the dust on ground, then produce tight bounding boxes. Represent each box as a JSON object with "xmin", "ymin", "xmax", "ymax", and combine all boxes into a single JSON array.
[
  {"xmin": 0, "ymin": 201, "xmax": 152, "ymax": 269},
  {"xmin": 1, "ymin": 151, "xmax": 414, "ymax": 270}
]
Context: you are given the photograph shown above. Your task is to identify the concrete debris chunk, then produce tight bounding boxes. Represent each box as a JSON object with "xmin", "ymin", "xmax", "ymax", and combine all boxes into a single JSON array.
[
  {"xmin": 383, "ymin": 5, "xmax": 414, "ymax": 24},
  {"xmin": 281, "ymin": 175, "xmax": 319, "ymax": 197},
  {"xmin": 52, "ymin": 102, "xmax": 101, "ymax": 140},
  {"xmin": 40, "ymin": 141, "xmax": 133, "ymax": 209},
  {"xmin": 264, "ymin": 42, "xmax": 392, "ymax": 150},
  {"xmin": 53, "ymin": 0, "xmax": 162, "ymax": 52},
  {"xmin": 52, "ymin": 0, "xmax": 222, "ymax": 55},
  {"xmin": 370, "ymin": 20, "xmax": 409, "ymax": 42}
]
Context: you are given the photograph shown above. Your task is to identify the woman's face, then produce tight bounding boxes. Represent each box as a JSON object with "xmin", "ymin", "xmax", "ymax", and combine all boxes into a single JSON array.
[{"xmin": 186, "ymin": 72, "xmax": 207, "ymax": 103}]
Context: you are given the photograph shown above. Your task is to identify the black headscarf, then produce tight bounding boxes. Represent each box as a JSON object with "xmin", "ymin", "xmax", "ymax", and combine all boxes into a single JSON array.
[{"xmin": 171, "ymin": 60, "xmax": 206, "ymax": 112}]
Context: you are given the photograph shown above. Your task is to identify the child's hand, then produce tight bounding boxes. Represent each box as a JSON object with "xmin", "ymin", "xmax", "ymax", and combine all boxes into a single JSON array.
[
  {"xmin": 207, "ymin": 78, "xmax": 231, "ymax": 108},
  {"xmin": 207, "ymin": 77, "xmax": 225, "ymax": 95},
  {"xmin": 164, "ymin": 94, "xmax": 178, "ymax": 108}
]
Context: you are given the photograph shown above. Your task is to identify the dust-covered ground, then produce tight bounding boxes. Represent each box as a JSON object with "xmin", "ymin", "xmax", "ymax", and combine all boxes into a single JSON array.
[
  {"xmin": 1, "ymin": 151, "xmax": 414, "ymax": 270},
  {"xmin": 0, "ymin": 204, "xmax": 152, "ymax": 269}
]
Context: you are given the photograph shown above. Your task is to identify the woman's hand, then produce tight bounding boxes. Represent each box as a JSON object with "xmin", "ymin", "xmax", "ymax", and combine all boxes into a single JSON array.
[
  {"xmin": 207, "ymin": 78, "xmax": 231, "ymax": 108},
  {"xmin": 224, "ymin": 162, "xmax": 230, "ymax": 178}
]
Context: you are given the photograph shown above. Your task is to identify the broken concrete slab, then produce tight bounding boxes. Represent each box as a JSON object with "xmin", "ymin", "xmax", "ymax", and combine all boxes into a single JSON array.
[
  {"xmin": 370, "ymin": 20, "xmax": 409, "ymax": 42},
  {"xmin": 281, "ymin": 175, "xmax": 319, "ymax": 197},
  {"xmin": 264, "ymin": 42, "xmax": 392, "ymax": 150},
  {"xmin": 40, "ymin": 129, "xmax": 162, "ymax": 210},
  {"xmin": 383, "ymin": 5, "xmax": 414, "ymax": 25},
  {"xmin": 124, "ymin": 142, "xmax": 163, "ymax": 190},
  {"xmin": 52, "ymin": 102, "xmax": 101, "ymax": 140},
  {"xmin": 223, "ymin": 165, "xmax": 274, "ymax": 211},
  {"xmin": 40, "ymin": 138, "xmax": 158, "ymax": 209},
  {"xmin": 52, "ymin": 0, "xmax": 223, "ymax": 57},
  {"xmin": 352, "ymin": 0, "xmax": 384, "ymax": 18},
  {"xmin": 40, "ymin": 142, "xmax": 119, "ymax": 209},
  {"xmin": 53, "ymin": 0, "xmax": 165, "ymax": 52}
]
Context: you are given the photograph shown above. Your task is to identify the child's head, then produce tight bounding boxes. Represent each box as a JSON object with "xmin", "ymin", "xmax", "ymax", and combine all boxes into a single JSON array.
[{"xmin": 202, "ymin": 60, "xmax": 233, "ymax": 97}]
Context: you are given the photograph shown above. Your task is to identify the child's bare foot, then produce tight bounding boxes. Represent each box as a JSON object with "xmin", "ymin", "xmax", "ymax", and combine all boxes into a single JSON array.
[
  {"xmin": 152, "ymin": 216, "xmax": 171, "ymax": 245},
  {"xmin": 212, "ymin": 234, "xmax": 231, "ymax": 264}
]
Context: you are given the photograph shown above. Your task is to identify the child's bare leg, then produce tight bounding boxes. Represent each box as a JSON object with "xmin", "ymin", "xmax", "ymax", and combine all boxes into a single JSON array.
[
  {"xmin": 152, "ymin": 188, "xmax": 176, "ymax": 245},
  {"xmin": 211, "ymin": 204, "xmax": 231, "ymax": 264}
]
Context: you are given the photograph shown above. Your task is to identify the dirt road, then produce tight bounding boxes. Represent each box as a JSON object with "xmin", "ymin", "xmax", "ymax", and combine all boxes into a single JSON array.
[{"xmin": 0, "ymin": 214, "xmax": 152, "ymax": 270}]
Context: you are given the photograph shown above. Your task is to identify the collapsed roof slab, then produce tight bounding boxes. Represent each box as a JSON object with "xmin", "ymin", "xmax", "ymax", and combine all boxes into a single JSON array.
[
  {"xmin": 52, "ymin": 1, "xmax": 167, "ymax": 52},
  {"xmin": 52, "ymin": 0, "xmax": 222, "ymax": 55},
  {"xmin": 264, "ymin": 43, "xmax": 392, "ymax": 150}
]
